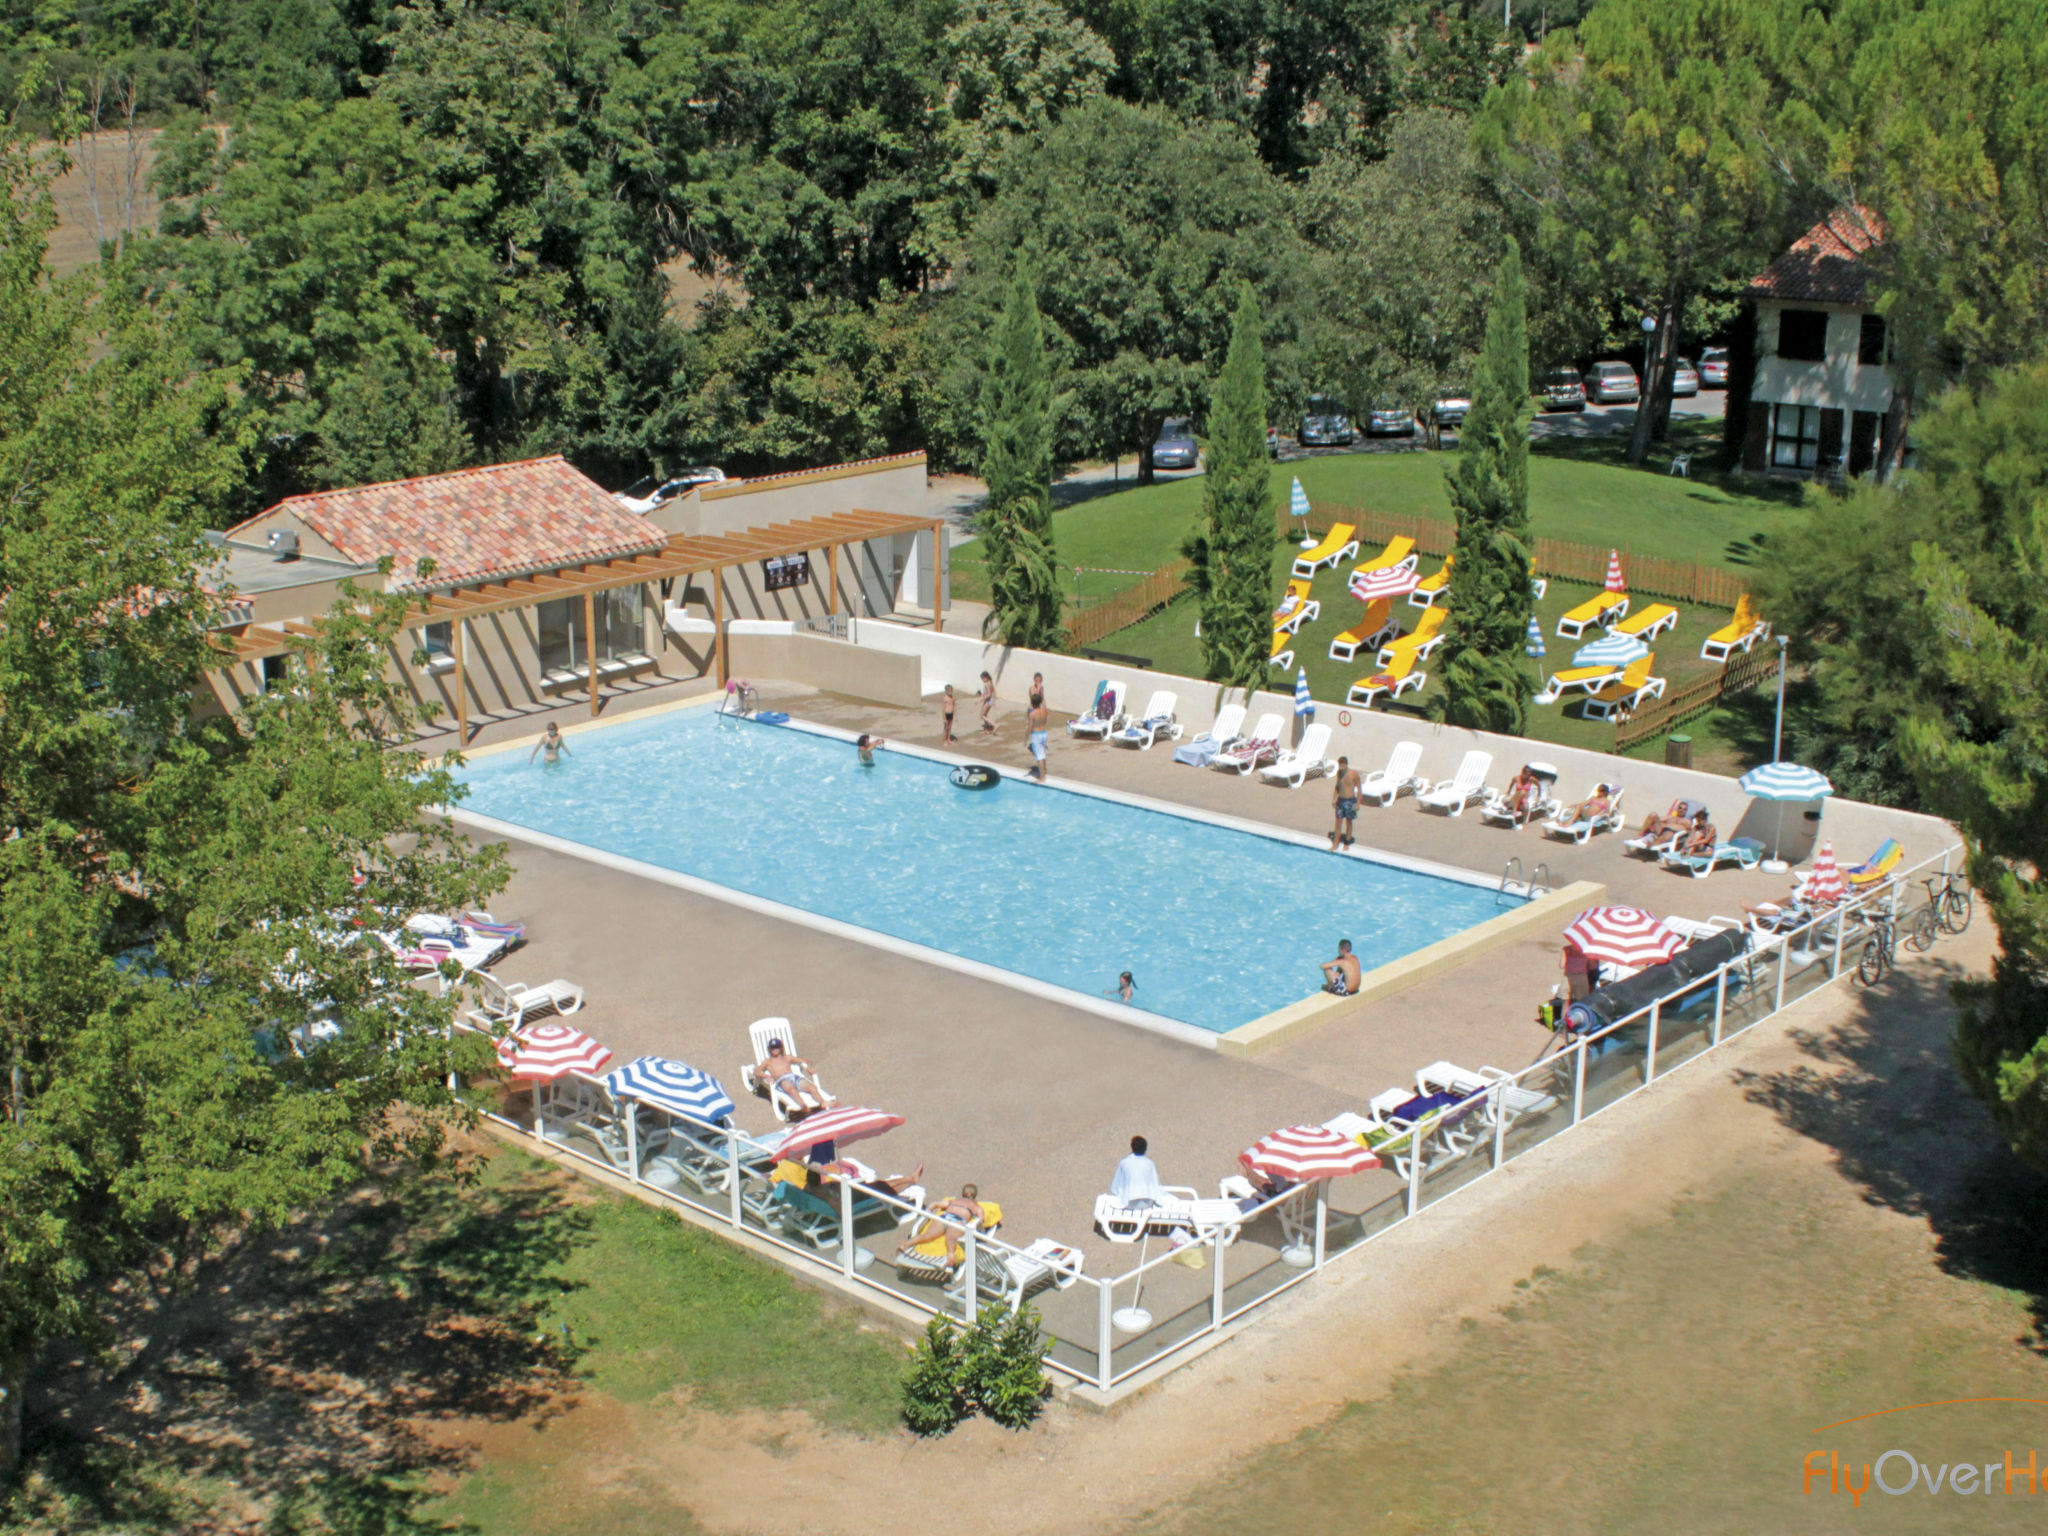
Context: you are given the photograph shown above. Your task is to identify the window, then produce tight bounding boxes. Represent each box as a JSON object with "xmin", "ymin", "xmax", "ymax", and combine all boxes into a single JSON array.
[
  {"xmin": 1777, "ymin": 309, "xmax": 1828, "ymax": 362},
  {"xmin": 1772, "ymin": 405, "xmax": 1823, "ymax": 470},
  {"xmin": 600, "ymin": 585, "xmax": 643, "ymax": 658},
  {"xmin": 537, "ymin": 597, "xmax": 584, "ymax": 675},
  {"xmin": 261, "ymin": 654, "xmax": 289, "ymax": 691},
  {"xmin": 537, "ymin": 589, "xmax": 644, "ymax": 676},
  {"xmin": 419, "ymin": 620, "xmax": 454, "ymax": 672},
  {"xmin": 1858, "ymin": 313, "xmax": 1886, "ymax": 367}
]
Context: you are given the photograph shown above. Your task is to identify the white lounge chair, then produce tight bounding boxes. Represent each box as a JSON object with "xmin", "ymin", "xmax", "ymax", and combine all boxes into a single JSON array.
[
  {"xmin": 1172, "ymin": 703, "xmax": 1246, "ymax": 767},
  {"xmin": 1477, "ymin": 764, "xmax": 1562, "ymax": 828},
  {"xmin": 1093, "ymin": 1189, "xmax": 1243, "ymax": 1244},
  {"xmin": 1414, "ymin": 1061, "xmax": 1560, "ymax": 1133},
  {"xmin": 741, "ymin": 1016, "xmax": 836, "ymax": 1123},
  {"xmin": 1415, "ymin": 750, "xmax": 1493, "ymax": 816},
  {"xmin": 406, "ymin": 912, "xmax": 515, "ymax": 966},
  {"xmin": 1543, "ymin": 785, "xmax": 1627, "ymax": 844},
  {"xmin": 1112, "ymin": 690, "xmax": 1182, "ymax": 749},
  {"xmin": 1258, "ymin": 722, "xmax": 1337, "ymax": 788},
  {"xmin": 1066, "ymin": 682, "xmax": 1126, "ymax": 740},
  {"xmin": 471, "ymin": 970, "xmax": 585, "ymax": 1026},
  {"xmin": 1210, "ymin": 712, "xmax": 1284, "ymax": 776},
  {"xmin": 1357, "ymin": 741, "xmax": 1425, "ymax": 806}
]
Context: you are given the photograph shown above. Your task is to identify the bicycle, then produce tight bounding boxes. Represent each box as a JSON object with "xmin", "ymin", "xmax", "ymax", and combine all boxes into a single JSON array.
[
  {"xmin": 1858, "ymin": 909, "xmax": 1908, "ymax": 985},
  {"xmin": 1922, "ymin": 870, "xmax": 1974, "ymax": 936}
]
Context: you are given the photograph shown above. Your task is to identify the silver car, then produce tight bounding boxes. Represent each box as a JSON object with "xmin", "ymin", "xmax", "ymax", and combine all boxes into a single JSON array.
[
  {"xmin": 1151, "ymin": 416, "xmax": 1199, "ymax": 471},
  {"xmin": 1582, "ymin": 361, "xmax": 1640, "ymax": 404},
  {"xmin": 1365, "ymin": 401, "xmax": 1417, "ymax": 436},
  {"xmin": 1670, "ymin": 359, "xmax": 1700, "ymax": 397},
  {"xmin": 1300, "ymin": 398, "xmax": 1355, "ymax": 446},
  {"xmin": 1699, "ymin": 347, "xmax": 1729, "ymax": 387}
]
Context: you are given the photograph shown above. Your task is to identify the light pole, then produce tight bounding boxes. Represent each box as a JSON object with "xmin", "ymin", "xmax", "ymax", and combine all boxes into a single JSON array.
[{"xmin": 1770, "ymin": 633, "xmax": 1790, "ymax": 763}]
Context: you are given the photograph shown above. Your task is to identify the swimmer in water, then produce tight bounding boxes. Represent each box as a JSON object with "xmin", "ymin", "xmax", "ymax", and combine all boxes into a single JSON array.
[
  {"xmin": 857, "ymin": 734, "xmax": 881, "ymax": 766},
  {"xmin": 529, "ymin": 721, "xmax": 569, "ymax": 765}
]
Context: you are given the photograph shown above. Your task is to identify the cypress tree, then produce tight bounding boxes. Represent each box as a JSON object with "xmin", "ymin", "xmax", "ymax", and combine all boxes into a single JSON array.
[
  {"xmin": 979, "ymin": 270, "xmax": 1063, "ymax": 649},
  {"xmin": 1183, "ymin": 282, "xmax": 1275, "ymax": 692},
  {"xmin": 1429, "ymin": 240, "xmax": 1535, "ymax": 733}
]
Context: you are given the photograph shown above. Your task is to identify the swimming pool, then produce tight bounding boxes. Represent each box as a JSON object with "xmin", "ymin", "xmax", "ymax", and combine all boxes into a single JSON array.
[{"xmin": 449, "ymin": 708, "xmax": 1505, "ymax": 1036}]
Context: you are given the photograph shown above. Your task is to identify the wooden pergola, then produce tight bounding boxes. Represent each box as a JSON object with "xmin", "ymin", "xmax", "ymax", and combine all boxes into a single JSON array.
[{"xmin": 218, "ymin": 508, "xmax": 946, "ymax": 739}]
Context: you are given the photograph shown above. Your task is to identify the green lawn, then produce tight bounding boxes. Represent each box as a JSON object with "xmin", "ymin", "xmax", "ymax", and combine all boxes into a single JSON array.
[
  {"xmin": 953, "ymin": 422, "xmax": 1800, "ymax": 609},
  {"xmin": 1107, "ymin": 553, "xmax": 1752, "ymax": 764}
]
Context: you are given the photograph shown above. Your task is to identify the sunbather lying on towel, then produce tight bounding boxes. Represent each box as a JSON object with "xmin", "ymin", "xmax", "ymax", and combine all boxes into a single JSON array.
[
  {"xmin": 1678, "ymin": 810, "xmax": 1716, "ymax": 857},
  {"xmin": 896, "ymin": 1183, "xmax": 986, "ymax": 1266},
  {"xmin": 754, "ymin": 1038, "xmax": 829, "ymax": 1111},
  {"xmin": 1637, "ymin": 799, "xmax": 1694, "ymax": 841},
  {"xmin": 1562, "ymin": 785, "xmax": 1615, "ymax": 826}
]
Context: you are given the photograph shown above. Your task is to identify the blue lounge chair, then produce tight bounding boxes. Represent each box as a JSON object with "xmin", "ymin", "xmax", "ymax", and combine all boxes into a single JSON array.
[{"xmin": 1663, "ymin": 836, "xmax": 1766, "ymax": 879}]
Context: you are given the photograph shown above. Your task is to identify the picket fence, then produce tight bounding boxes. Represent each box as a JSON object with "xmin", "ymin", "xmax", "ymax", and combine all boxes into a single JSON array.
[{"xmin": 1614, "ymin": 644, "xmax": 1783, "ymax": 752}]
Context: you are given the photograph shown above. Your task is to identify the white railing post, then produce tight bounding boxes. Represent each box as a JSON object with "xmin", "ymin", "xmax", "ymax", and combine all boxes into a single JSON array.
[
  {"xmin": 1831, "ymin": 906, "xmax": 1846, "ymax": 978},
  {"xmin": 727, "ymin": 1133, "xmax": 743, "ymax": 1227},
  {"xmin": 1406, "ymin": 1138, "xmax": 1423, "ymax": 1216},
  {"xmin": 1712, "ymin": 967, "xmax": 1727, "ymax": 1046},
  {"xmin": 1211, "ymin": 1231, "xmax": 1227, "ymax": 1330},
  {"xmin": 624, "ymin": 1103, "xmax": 640, "ymax": 1185},
  {"xmin": 840, "ymin": 1177, "xmax": 858, "ymax": 1281},
  {"xmin": 1097, "ymin": 1278, "xmax": 1114, "ymax": 1391},
  {"xmin": 1572, "ymin": 1042, "xmax": 1587, "ymax": 1123},
  {"xmin": 1645, "ymin": 1001, "xmax": 1661, "ymax": 1086},
  {"xmin": 1314, "ymin": 1185, "xmax": 1328, "ymax": 1270},
  {"xmin": 1492, "ymin": 1092, "xmax": 1506, "ymax": 1167},
  {"xmin": 1775, "ymin": 929, "xmax": 1790, "ymax": 1012},
  {"xmin": 961, "ymin": 1226, "xmax": 978, "ymax": 1321}
]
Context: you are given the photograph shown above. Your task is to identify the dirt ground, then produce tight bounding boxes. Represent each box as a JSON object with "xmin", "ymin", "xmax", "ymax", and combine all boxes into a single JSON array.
[
  {"xmin": 38, "ymin": 131, "xmax": 161, "ymax": 277},
  {"xmin": 423, "ymin": 916, "xmax": 2048, "ymax": 1536}
]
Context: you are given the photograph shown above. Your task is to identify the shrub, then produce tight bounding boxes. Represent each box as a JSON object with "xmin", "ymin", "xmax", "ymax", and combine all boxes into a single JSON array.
[
  {"xmin": 900, "ymin": 1303, "xmax": 1052, "ymax": 1434},
  {"xmin": 901, "ymin": 1316, "xmax": 968, "ymax": 1436}
]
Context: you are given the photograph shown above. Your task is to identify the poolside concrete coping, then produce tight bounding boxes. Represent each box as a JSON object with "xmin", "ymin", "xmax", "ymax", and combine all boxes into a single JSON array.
[
  {"xmin": 1215, "ymin": 878, "xmax": 1607, "ymax": 1058},
  {"xmin": 442, "ymin": 705, "xmax": 1591, "ymax": 1055}
]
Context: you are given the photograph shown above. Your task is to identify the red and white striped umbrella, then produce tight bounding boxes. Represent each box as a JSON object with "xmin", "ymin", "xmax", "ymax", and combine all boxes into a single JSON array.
[
  {"xmin": 1240, "ymin": 1125, "xmax": 1381, "ymax": 1183},
  {"xmin": 1562, "ymin": 905, "xmax": 1684, "ymax": 968},
  {"xmin": 1350, "ymin": 563, "xmax": 1419, "ymax": 602},
  {"xmin": 497, "ymin": 1020, "xmax": 614, "ymax": 1081},
  {"xmin": 775, "ymin": 1104, "xmax": 905, "ymax": 1161},
  {"xmin": 1604, "ymin": 549, "xmax": 1626, "ymax": 592},
  {"xmin": 1803, "ymin": 841, "xmax": 1846, "ymax": 907}
]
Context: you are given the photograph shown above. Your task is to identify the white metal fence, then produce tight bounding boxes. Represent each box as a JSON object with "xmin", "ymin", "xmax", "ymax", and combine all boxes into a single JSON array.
[{"xmin": 472, "ymin": 841, "xmax": 1967, "ymax": 1395}]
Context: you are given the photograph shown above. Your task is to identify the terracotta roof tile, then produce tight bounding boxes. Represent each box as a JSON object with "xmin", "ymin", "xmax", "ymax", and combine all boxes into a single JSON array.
[
  {"xmin": 226, "ymin": 457, "xmax": 664, "ymax": 592},
  {"xmin": 1749, "ymin": 207, "xmax": 1885, "ymax": 305}
]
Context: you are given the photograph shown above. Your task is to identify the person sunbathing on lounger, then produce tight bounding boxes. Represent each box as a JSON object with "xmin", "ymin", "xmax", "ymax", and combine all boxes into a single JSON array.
[
  {"xmin": 1637, "ymin": 799, "xmax": 1693, "ymax": 842},
  {"xmin": 1562, "ymin": 784, "xmax": 1614, "ymax": 826},
  {"xmin": 897, "ymin": 1183, "xmax": 986, "ymax": 1266},
  {"xmin": 754, "ymin": 1038, "xmax": 829, "ymax": 1111},
  {"xmin": 1679, "ymin": 810, "xmax": 1716, "ymax": 857}
]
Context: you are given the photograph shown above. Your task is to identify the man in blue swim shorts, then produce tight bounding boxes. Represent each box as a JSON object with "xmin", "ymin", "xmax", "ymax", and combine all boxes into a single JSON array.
[
  {"xmin": 1328, "ymin": 755, "xmax": 1361, "ymax": 850},
  {"xmin": 1028, "ymin": 691, "xmax": 1050, "ymax": 781}
]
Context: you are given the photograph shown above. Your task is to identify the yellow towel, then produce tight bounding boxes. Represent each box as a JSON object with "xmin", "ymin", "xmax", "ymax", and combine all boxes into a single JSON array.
[{"xmin": 903, "ymin": 1200, "xmax": 1002, "ymax": 1258}]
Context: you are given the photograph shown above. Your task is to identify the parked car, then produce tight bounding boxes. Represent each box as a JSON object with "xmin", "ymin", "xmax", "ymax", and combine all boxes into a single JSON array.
[
  {"xmin": 614, "ymin": 467, "xmax": 727, "ymax": 513},
  {"xmin": 1698, "ymin": 347, "xmax": 1730, "ymax": 387},
  {"xmin": 1299, "ymin": 397, "xmax": 1355, "ymax": 446},
  {"xmin": 1670, "ymin": 359, "xmax": 1701, "ymax": 397},
  {"xmin": 1365, "ymin": 400, "xmax": 1418, "ymax": 436},
  {"xmin": 1432, "ymin": 389, "xmax": 1472, "ymax": 433},
  {"xmin": 1152, "ymin": 416, "xmax": 1200, "ymax": 471},
  {"xmin": 1538, "ymin": 368, "xmax": 1586, "ymax": 411},
  {"xmin": 1582, "ymin": 361, "xmax": 1641, "ymax": 404}
]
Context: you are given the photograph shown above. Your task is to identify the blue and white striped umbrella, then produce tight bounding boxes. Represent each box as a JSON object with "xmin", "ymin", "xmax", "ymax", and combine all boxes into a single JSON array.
[
  {"xmin": 1572, "ymin": 632, "xmax": 1649, "ymax": 668},
  {"xmin": 1294, "ymin": 667, "xmax": 1314, "ymax": 717},
  {"xmin": 1289, "ymin": 477, "xmax": 1311, "ymax": 520},
  {"xmin": 604, "ymin": 1055, "xmax": 736, "ymax": 1127},
  {"xmin": 1525, "ymin": 614, "xmax": 1546, "ymax": 658},
  {"xmin": 1738, "ymin": 762, "xmax": 1835, "ymax": 801}
]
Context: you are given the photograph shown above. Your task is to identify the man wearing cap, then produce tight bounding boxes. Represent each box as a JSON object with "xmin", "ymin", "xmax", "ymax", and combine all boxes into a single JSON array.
[{"xmin": 752, "ymin": 1036, "xmax": 828, "ymax": 1112}]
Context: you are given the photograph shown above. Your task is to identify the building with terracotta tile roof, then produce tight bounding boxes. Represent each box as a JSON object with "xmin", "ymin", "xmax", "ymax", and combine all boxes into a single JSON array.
[
  {"xmin": 202, "ymin": 452, "xmax": 950, "ymax": 737},
  {"xmin": 1740, "ymin": 208, "xmax": 1899, "ymax": 479}
]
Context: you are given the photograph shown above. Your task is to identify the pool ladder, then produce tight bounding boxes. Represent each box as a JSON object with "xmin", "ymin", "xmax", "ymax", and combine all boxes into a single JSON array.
[{"xmin": 1498, "ymin": 858, "xmax": 1553, "ymax": 905}]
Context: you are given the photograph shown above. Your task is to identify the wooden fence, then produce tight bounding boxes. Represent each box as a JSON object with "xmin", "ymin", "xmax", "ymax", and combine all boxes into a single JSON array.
[
  {"xmin": 1613, "ymin": 643, "xmax": 1782, "ymax": 753},
  {"xmin": 1277, "ymin": 503, "xmax": 1746, "ymax": 608},
  {"xmin": 1063, "ymin": 559, "xmax": 1191, "ymax": 650}
]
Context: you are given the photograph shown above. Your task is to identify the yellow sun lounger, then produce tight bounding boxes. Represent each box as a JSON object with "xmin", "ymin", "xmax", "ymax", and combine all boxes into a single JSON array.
[
  {"xmin": 1274, "ymin": 579, "xmax": 1320, "ymax": 634},
  {"xmin": 1535, "ymin": 663, "xmax": 1623, "ymax": 703},
  {"xmin": 1556, "ymin": 590, "xmax": 1629, "ymax": 639},
  {"xmin": 1702, "ymin": 594, "xmax": 1769, "ymax": 661},
  {"xmin": 1354, "ymin": 535, "xmax": 1417, "ymax": 575},
  {"xmin": 1844, "ymin": 839, "xmax": 1902, "ymax": 887},
  {"xmin": 1374, "ymin": 605, "xmax": 1447, "ymax": 667},
  {"xmin": 1614, "ymin": 602, "xmax": 1679, "ymax": 642},
  {"xmin": 1270, "ymin": 629, "xmax": 1295, "ymax": 671},
  {"xmin": 1580, "ymin": 655, "xmax": 1667, "ymax": 719},
  {"xmin": 1411, "ymin": 553, "xmax": 1455, "ymax": 607},
  {"xmin": 1328, "ymin": 598, "xmax": 1396, "ymax": 662},
  {"xmin": 1346, "ymin": 650, "xmax": 1424, "ymax": 707},
  {"xmin": 1292, "ymin": 523, "xmax": 1360, "ymax": 579}
]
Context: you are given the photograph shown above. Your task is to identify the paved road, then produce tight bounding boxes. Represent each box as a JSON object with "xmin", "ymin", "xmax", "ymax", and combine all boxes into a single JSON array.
[{"xmin": 925, "ymin": 389, "xmax": 1731, "ymax": 542}]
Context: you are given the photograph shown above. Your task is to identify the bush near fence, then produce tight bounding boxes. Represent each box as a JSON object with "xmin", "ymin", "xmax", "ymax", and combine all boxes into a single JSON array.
[{"xmin": 1614, "ymin": 644, "xmax": 1782, "ymax": 752}]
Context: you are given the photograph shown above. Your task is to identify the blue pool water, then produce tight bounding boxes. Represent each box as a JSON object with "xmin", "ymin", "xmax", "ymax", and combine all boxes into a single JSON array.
[{"xmin": 450, "ymin": 711, "xmax": 1502, "ymax": 1033}]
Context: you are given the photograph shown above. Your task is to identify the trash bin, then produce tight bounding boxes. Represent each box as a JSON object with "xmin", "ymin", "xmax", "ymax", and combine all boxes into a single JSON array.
[{"xmin": 1665, "ymin": 733, "xmax": 1693, "ymax": 770}]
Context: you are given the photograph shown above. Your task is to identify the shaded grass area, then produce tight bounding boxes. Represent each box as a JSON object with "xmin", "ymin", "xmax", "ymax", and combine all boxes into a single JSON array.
[
  {"xmin": 952, "ymin": 429, "xmax": 1799, "ymax": 607},
  {"xmin": 1106, "ymin": 550, "xmax": 1768, "ymax": 769},
  {"xmin": 1140, "ymin": 969, "xmax": 2048, "ymax": 1536},
  {"xmin": 3, "ymin": 1143, "xmax": 905, "ymax": 1535}
]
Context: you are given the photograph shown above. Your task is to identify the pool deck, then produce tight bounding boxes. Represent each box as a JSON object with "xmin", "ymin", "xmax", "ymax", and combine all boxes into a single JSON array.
[{"xmin": 456, "ymin": 680, "xmax": 1811, "ymax": 1298}]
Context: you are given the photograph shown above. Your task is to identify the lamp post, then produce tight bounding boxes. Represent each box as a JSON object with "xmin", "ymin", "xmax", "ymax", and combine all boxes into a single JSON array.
[{"xmin": 1770, "ymin": 632, "xmax": 1790, "ymax": 762}]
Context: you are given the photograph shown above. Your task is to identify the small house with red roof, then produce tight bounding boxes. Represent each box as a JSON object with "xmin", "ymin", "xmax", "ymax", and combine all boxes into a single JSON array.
[{"xmin": 1742, "ymin": 208, "xmax": 1898, "ymax": 479}]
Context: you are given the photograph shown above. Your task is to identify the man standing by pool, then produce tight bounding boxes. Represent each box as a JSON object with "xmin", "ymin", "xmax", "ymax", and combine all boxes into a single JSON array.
[
  {"xmin": 1328, "ymin": 755, "xmax": 1361, "ymax": 851},
  {"xmin": 1321, "ymin": 939, "xmax": 1361, "ymax": 996},
  {"xmin": 1027, "ymin": 689, "xmax": 1050, "ymax": 781}
]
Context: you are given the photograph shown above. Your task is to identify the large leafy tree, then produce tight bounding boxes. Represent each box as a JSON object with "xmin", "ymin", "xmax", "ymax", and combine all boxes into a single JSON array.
[
  {"xmin": 1183, "ymin": 283, "xmax": 1275, "ymax": 691},
  {"xmin": 1427, "ymin": 241, "xmax": 1536, "ymax": 733},
  {"xmin": 978, "ymin": 271, "xmax": 1063, "ymax": 649},
  {"xmin": 948, "ymin": 98, "xmax": 1304, "ymax": 479},
  {"xmin": 1475, "ymin": 0, "xmax": 1830, "ymax": 462},
  {"xmin": 0, "ymin": 151, "xmax": 503, "ymax": 1482},
  {"xmin": 1761, "ymin": 357, "xmax": 2048, "ymax": 1168}
]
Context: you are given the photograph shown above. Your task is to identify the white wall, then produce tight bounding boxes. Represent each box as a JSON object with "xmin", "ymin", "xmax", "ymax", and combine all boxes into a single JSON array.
[
  {"xmin": 846, "ymin": 623, "xmax": 1956, "ymax": 868},
  {"xmin": 1752, "ymin": 301, "xmax": 1895, "ymax": 415}
]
